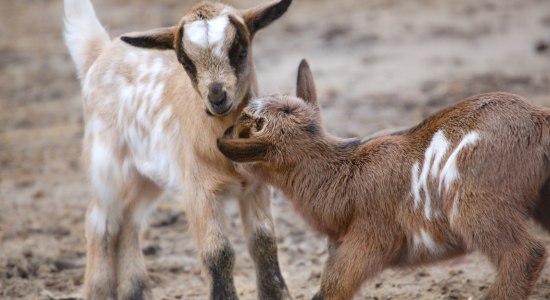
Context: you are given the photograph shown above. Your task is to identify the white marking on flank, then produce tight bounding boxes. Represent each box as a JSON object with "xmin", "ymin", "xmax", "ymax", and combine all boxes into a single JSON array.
[
  {"xmin": 449, "ymin": 192, "xmax": 460, "ymax": 226},
  {"xmin": 420, "ymin": 229, "xmax": 443, "ymax": 255},
  {"xmin": 410, "ymin": 130, "xmax": 449, "ymax": 219},
  {"xmin": 411, "ymin": 162, "xmax": 421, "ymax": 209},
  {"xmin": 410, "ymin": 130, "xmax": 480, "ymax": 221},
  {"xmin": 439, "ymin": 131, "xmax": 480, "ymax": 193},
  {"xmin": 413, "ymin": 229, "xmax": 444, "ymax": 255}
]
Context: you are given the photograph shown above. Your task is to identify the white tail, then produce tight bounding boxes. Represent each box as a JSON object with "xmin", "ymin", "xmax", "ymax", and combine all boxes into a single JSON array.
[{"xmin": 63, "ymin": 0, "xmax": 109, "ymax": 79}]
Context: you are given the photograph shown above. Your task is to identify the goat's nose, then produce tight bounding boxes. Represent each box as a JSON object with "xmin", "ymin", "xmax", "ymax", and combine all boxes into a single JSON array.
[
  {"xmin": 208, "ymin": 82, "xmax": 227, "ymax": 105},
  {"xmin": 223, "ymin": 125, "xmax": 234, "ymax": 138}
]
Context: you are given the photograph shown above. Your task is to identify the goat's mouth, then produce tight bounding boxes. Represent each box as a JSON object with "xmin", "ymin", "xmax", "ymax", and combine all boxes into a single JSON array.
[{"xmin": 206, "ymin": 102, "xmax": 234, "ymax": 117}]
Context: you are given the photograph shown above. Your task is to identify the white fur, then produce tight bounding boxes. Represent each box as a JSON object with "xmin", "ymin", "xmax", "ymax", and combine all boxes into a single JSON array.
[
  {"xmin": 413, "ymin": 229, "xmax": 443, "ymax": 255},
  {"xmin": 411, "ymin": 162, "xmax": 421, "ymax": 208},
  {"xmin": 208, "ymin": 15, "xmax": 230, "ymax": 57},
  {"xmin": 88, "ymin": 118, "xmax": 121, "ymax": 208},
  {"xmin": 411, "ymin": 131, "xmax": 480, "ymax": 220},
  {"xmin": 450, "ymin": 192, "xmax": 460, "ymax": 226},
  {"xmin": 410, "ymin": 130, "xmax": 449, "ymax": 219},
  {"xmin": 88, "ymin": 206, "xmax": 107, "ymax": 235},
  {"xmin": 64, "ymin": 0, "xmax": 109, "ymax": 78},
  {"xmin": 130, "ymin": 106, "xmax": 183, "ymax": 191},
  {"xmin": 439, "ymin": 132, "xmax": 480, "ymax": 193},
  {"xmin": 184, "ymin": 14, "xmax": 229, "ymax": 57},
  {"xmin": 185, "ymin": 20, "xmax": 209, "ymax": 48},
  {"xmin": 248, "ymin": 99, "xmax": 265, "ymax": 117},
  {"xmin": 184, "ymin": 15, "xmax": 229, "ymax": 58},
  {"xmin": 420, "ymin": 229, "xmax": 443, "ymax": 255}
]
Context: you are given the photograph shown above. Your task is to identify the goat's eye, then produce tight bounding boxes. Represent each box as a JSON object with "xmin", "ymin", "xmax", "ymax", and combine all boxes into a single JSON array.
[
  {"xmin": 240, "ymin": 48, "xmax": 248, "ymax": 59},
  {"xmin": 255, "ymin": 118, "xmax": 266, "ymax": 131}
]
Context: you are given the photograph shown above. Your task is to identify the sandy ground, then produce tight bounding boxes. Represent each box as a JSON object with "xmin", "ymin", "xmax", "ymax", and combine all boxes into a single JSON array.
[{"xmin": 2, "ymin": 0, "xmax": 550, "ymax": 299}]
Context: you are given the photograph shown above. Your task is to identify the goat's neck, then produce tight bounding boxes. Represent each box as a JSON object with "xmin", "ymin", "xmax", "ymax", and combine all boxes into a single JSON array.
[
  {"xmin": 272, "ymin": 135, "xmax": 364, "ymax": 204},
  {"xmin": 260, "ymin": 135, "xmax": 367, "ymax": 236}
]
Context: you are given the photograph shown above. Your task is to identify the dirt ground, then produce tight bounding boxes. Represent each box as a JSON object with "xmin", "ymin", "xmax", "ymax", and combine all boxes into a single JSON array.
[{"xmin": 2, "ymin": 0, "xmax": 550, "ymax": 299}]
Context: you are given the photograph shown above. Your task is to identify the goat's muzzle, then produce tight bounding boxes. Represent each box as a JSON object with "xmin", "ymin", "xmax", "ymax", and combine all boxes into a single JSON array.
[{"xmin": 207, "ymin": 82, "xmax": 231, "ymax": 115}]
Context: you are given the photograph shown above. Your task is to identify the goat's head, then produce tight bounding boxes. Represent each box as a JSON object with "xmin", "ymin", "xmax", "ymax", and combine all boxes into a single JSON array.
[
  {"xmin": 217, "ymin": 59, "xmax": 322, "ymax": 165},
  {"xmin": 121, "ymin": 0, "xmax": 292, "ymax": 116}
]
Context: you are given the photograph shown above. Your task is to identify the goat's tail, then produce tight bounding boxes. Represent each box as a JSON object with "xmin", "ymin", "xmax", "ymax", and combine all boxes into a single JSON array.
[{"xmin": 64, "ymin": 0, "xmax": 110, "ymax": 80}]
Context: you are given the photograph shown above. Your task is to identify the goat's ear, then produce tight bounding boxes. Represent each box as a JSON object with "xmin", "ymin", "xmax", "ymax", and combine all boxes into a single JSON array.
[
  {"xmin": 217, "ymin": 138, "xmax": 271, "ymax": 163},
  {"xmin": 296, "ymin": 59, "xmax": 318, "ymax": 108},
  {"xmin": 243, "ymin": 0, "xmax": 292, "ymax": 37},
  {"xmin": 120, "ymin": 26, "xmax": 177, "ymax": 50}
]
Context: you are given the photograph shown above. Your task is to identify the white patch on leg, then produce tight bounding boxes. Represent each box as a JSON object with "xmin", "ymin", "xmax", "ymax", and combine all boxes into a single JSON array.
[
  {"xmin": 88, "ymin": 206, "xmax": 107, "ymax": 235},
  {"xmin": 439, "ymin": 131, "xmax": 479, "ymax": 193}
]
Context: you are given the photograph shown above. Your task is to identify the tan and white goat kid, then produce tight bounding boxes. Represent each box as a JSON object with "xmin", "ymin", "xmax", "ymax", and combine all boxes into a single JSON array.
[
  {"xmin": 218, "ymin": 60, "xmax": 550, "ymax": 300},
  {"xmin": 63, "ymin": 0, "xmax": 293, "ymax": 299}
]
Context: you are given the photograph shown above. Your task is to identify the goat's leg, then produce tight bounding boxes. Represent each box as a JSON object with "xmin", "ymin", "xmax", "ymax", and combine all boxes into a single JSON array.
[
  {"xmin": 239, "ymin": 182, "xmax": 291, "ymax": 300},
  {"xmin": 186, "ymin": 185, "xmax": 238, "ymax": 300},
  {"xmin": 116, "ymin": 177, "xmax": 161, "ymax": 300},
  {"xmin": 312, "ymin": 238, "xmax": 384, "ymax": 300},
  {"xmin": 533, "ymin": 180, "xmax": 550, "ymax": 232},
  {"xmin": 456, "ymin": 199, "xmax": 547, "ymax": 300},
  {"xmin": 482, "ymin": 235, "xmax": 546, "ymax": 300},
  {"xmin": 84, "ymin": 198, "xmax": 120, "ymax": 300}
]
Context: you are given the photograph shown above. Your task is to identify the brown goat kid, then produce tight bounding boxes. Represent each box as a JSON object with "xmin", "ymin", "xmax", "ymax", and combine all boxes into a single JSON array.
[{"xmin": 218, "ymin": 60, "xmax": 550, "ymax": 300}]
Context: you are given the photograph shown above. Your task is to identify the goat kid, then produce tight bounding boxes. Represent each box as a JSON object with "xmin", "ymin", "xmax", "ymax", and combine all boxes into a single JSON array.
[
  {"xmin": 64, "ymin": 0, "xmax": 292, "ymax": 299},
  {"xmin": 218, "ymin": 60, "xmax": 550, "ymax": 300}
]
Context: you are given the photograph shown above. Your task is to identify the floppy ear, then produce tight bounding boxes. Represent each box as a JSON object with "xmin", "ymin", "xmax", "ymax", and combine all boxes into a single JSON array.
[
  {"xmin": 217, "ymin": 138, "xmax": 271, "ymax": 163},
  {"xmin": 243, "ymin": 0, "xmax": 292, "ymax": 37},
  {"xmin": 121, "ymin": 26, "xmax": 177, "ymax": 50},
  {"xmin": 296, "ymin": 59, "xmax": 319, "ymax": 109}
]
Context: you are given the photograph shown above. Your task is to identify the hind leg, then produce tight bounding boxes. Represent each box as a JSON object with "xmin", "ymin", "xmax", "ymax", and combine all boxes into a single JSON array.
[
  {"xmin": 83, "ymin": 135, "xmax": 124, "ymax": 299},
  {"xmin": 455, "ymin": 195, "xmax": 547, "ymax": 300},
  {"xmin": 239, "ymin": 182, "xmax": 291, "ymax": 300},
  {"xmin": 84, "ymin": 198, "xmax": 120, "ymax": 300},
  {"xmin": 116, "ymin": 176, "xmax": 162, "ymax": 300}
]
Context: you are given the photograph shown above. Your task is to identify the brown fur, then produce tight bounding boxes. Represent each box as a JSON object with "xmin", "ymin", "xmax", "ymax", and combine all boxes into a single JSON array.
[
  {"xmin": 66, "ymin": 1, "xmax": 293, "ymax": 299},
  {"xmin": 218, "ymin": 60, "xmax": 550, "ymax": 300}
]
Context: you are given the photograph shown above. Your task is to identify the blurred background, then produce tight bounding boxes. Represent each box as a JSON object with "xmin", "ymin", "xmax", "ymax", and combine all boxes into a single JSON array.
[{"xmin": 1, "ymin": 0, "xmax": 550, "ymax": 299}]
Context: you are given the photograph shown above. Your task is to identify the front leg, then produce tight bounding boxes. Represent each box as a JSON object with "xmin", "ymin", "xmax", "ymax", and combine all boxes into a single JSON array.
[
  {"xmin": 239, "ymin": 181, "xmax": 292, "ymax": 300},
  {"xmin": 313, "ymin": 238, "xmax": 385, "ymax": 300},
  {"xmin": 185, "ymin": 184, "xmax": 238, "ymax": 300}
]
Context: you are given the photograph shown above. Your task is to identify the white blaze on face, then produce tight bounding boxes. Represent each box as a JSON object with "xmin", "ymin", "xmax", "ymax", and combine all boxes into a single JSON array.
[
  {"xmin": 410, "ymin": 130, "xmax": 480, "ymax": 221},
  {"xmin": 184, "ymin": 15, "xmax": 230, "ymax": 58}
]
